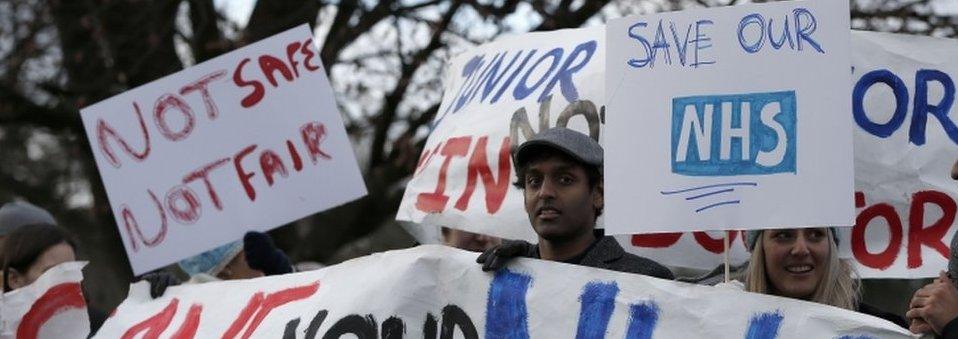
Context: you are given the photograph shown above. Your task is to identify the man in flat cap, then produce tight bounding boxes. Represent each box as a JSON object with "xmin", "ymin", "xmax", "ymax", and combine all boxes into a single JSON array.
[{"xmin": 477, "ymin": 127, "xmax": 673, "ymax": 279}]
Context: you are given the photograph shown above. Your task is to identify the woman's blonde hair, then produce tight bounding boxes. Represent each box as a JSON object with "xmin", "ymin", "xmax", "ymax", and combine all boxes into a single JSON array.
[{"xmin": 743, "ymin": 228, "xmax": 861, "ymax": 310}]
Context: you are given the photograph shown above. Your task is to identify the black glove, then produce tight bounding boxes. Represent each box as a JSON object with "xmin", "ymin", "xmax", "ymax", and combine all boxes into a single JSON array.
[
  {"xmin": 244, "ymin": 231, "xmax": 293, "ymax": 276},
  {"xmin": 137, "ymin": 271, "xmax": 181, "ymax": 299},
  {"xmin": 476, "ymin": 239, "xmax": 535, "ymax": 271}
]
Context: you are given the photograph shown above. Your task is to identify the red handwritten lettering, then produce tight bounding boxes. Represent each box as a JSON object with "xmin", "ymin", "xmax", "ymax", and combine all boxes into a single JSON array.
[
  {"xmin": 166, "ymin": 185, "xmax": 202, "ymax": 225},
  {"xmin": 630, "ymin": 233, "xmax": 682, "ymax": 248},
  {"xmin": 455, "ymin": 136, "xmax": 511, "ymax": 214},
  {"xmin": 182, "ymin": 158, "xmax": 231, "ymax": 211},
  {"xmin": 121, "ymin": 298, "xmax": 179, "ymax": 339},
  {"xmin": 234, "ymin": 58, "xmax": 265, "ymax": 108},
  {"xmin": 301, "ymin": 38, "xmax": 320, "ymax": 72},
  {"xmin": 852, "ymin": 195, "xmax": 902, "ymax": 270},
  {"xmin": 300, "ymin": 122, "xmax": 331, "ymax": 163},
  {"xmin": 170, "ymin": 304, "xmax": 203, "ymax": 339},
  {"xmin": 96, "ymin": 102, "xmax": 151, "ymax": 168},
  {"xmin": 907, "ymin": 190, "xmax": 955, "ymax": 268},
  {"xmin": 286, "ymin": 140, "xmax": 304, "ymax": 172},
  {"xmin": 416, "ymin": 137, "xmax": 472, "ymax": 213},
  {"xmin": 121, "ymin": 189, "xmax": 168, "ymax": 252},
  {"xmin": 285, "ymin": 42, "xmax": 302, "ymax": 78},
  {"xmin": 234, "ymin": 145, "xmax": 259, "ymax": 202},
  {"xmin": 258, "ymin": 55, "xmax": 294, "ymax": 88},
  {"xmin": 259, "ymin": 150, "xmax": 288, "ymax": 187},
  {"xmin": 16, "ymin": 282, "xmax": 86, "ymax": 339},
  {"xmin": 180, "ymin": 70, "xmax": 227, "ymax": 120},
  {"xmin": 415, "ymin": 142, "xmax": 442, "ymax": 175},
  {"xmin": 693, "ymin": 231, "xmax": 738, "ymax": 254},
  {"xmin": 153, "ymin": 94, "xmax": 196, "ymax": 141}
]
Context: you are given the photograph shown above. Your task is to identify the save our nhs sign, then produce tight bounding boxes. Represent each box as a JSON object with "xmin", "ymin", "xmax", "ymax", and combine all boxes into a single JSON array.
[{"xmin": 605, "ymin": 0, "xmax": 855, "ymax": 234}]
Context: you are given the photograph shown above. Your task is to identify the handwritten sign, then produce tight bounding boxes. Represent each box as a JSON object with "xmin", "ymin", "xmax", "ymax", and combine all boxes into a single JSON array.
[
  {"xmin": 0, "ymin": 262, "xmax": 89, "ymax": 339},
  {"xmin": 396, "ymin": 26, "xmax": 606, "ymax": 241},
  {"xmin": 604, "ymin": 0, "xmax": 855, "ymax": 233},
  {"xmin": 80, "ymin": 25, "xmax": 367, "ymax": 275},
  {"xmin": 93, "ymin": 246, "xmax": 912, "ymax": 338}
]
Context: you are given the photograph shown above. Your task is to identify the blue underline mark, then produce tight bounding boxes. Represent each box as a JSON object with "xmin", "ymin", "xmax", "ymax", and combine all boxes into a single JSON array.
[
  {"xmin": 686, "ymin": 188, "xmax": 734, "ymax": 200},
  {"xmin": 695, "ymin": 200, "xmax": 740, "ymax": 213}
]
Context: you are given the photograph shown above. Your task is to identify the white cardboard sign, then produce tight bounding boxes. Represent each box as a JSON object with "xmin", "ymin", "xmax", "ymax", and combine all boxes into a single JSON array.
[
  {"xmin": 0, "ymin": 262, "xmax": 90, "ymax": 339},
  {"xmin": 605, "ymin": 0, "xmax": 855, "ymax": 233},
  {"xmin": 94, "ymin": 246, "xmax": 914, "ymax": 338},
  {"xmin": 396, "ymin": 26, "xmax": 606, "ymax": 242},
  {"xmin": 80, "ymin": 25, "xmax": 367, "ymax": 275}
]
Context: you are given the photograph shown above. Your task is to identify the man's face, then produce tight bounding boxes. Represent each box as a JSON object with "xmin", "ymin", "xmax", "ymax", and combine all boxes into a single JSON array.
[{"xmin": 522, "ymin": 154, "xmax": 602, "ymax": 243}]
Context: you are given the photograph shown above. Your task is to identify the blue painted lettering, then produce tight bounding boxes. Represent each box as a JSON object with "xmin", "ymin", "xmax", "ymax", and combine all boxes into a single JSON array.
[
  {"xmin": 910, "ymin": 69, "xmax": 958, "ymax": 145},
  {"xmin": 540, "ymin": 40, "xmax": 596, "ymax": 103},
  {"xmin": 853, "ymin": 68, "xmax": 958, "ymax": 145},
  {"xmin": 627, "ymin": 18, "xmax": 714, "ymax": 69},
  {"xmin": 626, "ymin": 302, "xmax": 660, "ymax": 339},
  {"xmin": 485, "ymin": 269, "xmax": 531, "ymax": 339},
  {"xmin": 744, "ymin": 311, "xmax": 783, "ymax": 339},
  {"xmin": 737, "ymin": 8, "xmax": 824, "ymax": 54},
  {"xmin": 575, "ymin": 282, "xmax": 618, "ymax": 339},
  {"xmin": 671, "ymin": 91, "xmax": 797, "ymax": 176},
  {"xmin": 513, "ymin": 48, "xmax": 563, "ymax": 101}
]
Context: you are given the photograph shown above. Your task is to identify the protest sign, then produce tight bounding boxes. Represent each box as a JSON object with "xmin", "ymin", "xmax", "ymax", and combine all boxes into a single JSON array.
[
  {"xmin": 396, "ymin": 26, "xmax": 605, "ymax": 242},
  {"xmin": 80, "ymin": 25, "xmax": 367, "ymax": 275},
  {"xmin": 605, "ymin": 0, "xmax": 855, "ymax": 233},
  {"xmin": 95, "ymin": 245, "xmax": 913, "ymax": 338},
  {"xmin": 0, "ymin": 262, "xmax": 89, "ymax": 339},
  {"xmin": 844, "ymin": 31, "xmax": 958, "ymax": 278},
  {"xmin": 624, "ymin": 32, "xmax": 958, "ymax": 279}
]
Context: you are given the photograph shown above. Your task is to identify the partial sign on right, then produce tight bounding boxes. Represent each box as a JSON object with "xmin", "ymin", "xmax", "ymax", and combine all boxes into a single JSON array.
[
  {"xmin": 845, "ymin": 31, "xmax": 958, "ymax": 279},
  {"xmin": 605, "ymin": 0, "xmax": 855, "ymax": 234}
]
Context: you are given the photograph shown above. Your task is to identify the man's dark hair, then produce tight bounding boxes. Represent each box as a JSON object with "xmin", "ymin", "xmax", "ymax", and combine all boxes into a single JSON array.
[
  {"xmin": 513, "ymin": 146, "xmax": 603, "ymax": 216},
  {"xmin": 2, "ymin": 223, "xmax": 76, "ymax": 292}
]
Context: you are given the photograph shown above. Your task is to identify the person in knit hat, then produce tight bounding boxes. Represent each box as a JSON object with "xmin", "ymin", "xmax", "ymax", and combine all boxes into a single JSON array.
[
  {"xmin": 743, "ymin": 227, "xmax": 905, "ymax": 328},
  {"xmin": 0, "ymin": 201, "xmax": 57, "ymax": 249}
]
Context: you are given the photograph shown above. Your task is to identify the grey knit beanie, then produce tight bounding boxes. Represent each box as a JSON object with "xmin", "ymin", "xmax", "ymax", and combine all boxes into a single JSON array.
[
  {"xmin": 0, "ymin": 201, "xmax": 57, "ymax": 237},
  {"xmin": 745, "ymin": 227, "xmax": 840, "ymax": 252}
]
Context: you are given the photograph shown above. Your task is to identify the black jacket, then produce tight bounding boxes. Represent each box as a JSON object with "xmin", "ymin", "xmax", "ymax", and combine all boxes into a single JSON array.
[
  {"xmin": 856, "ymin": 302, "xmax": 907, "ymax": 329},
  {"xmin": 941, "ymin": 317, "xmax": 958, "ymax": 339},
  {"xmin": 531, "ymin": 236, "xmax": 674, "ymax": 280}
]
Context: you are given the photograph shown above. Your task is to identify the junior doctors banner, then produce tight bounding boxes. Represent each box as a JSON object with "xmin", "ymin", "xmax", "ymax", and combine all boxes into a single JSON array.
[
  {"xmin": 95, "ymin": 246, "xmax": 914, "ymax": 338},
  {"xmin": 396, "ymin": 26, "xmax": 605, "ymax": 241},
  {"xmin": 80, "ymin": 25, "xmax": 367, "ymax": 275}
]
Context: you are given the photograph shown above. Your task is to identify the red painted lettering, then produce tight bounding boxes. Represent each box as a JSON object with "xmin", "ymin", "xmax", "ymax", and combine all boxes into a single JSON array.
[
  {"xmin": 258, "ymin": 55, "xmax": 294, "ymax": 88},
  {"xmin": 170, "ymin": 304, "xmax": 203, "ymax": 339},
  {"xmin": 907, "ymin": 190, "xmax": 955, "ymax": 268},
  {"xmin": 166, "ymin": 185, "xmax": 202, "ymax": 225},
  {"xmin": 852, "ymin": 198, "xmax": 902, "ymax": 270},
  {"xmin": 234, "ymin": 58, "xmax": 265, "ymax": 108},
  {"xmin": 259, "ymin": 150, "xmax": 288, "ymax": 186},
  {"xmin": 631, "ymin": 233, "xmax": 682, "ymax": 248},
  {"xmin": 180, "ymin": 70, "xmax": 227, "ymax": 119},
  {"xmin": 415, "ymin": 142, "xmax": 442, "ymax": 175},
  {"xmin": 16, "ymin": 282, "xmax": 86, "ymax": 339},
  {"xmin": 234, "ymin": 145, "xmax": 259, "ymax": 202},
  {"xmin": 182, "ymin": 158, "xmax": 231, "ymax": 211},
  {"xmin": 285, "ymin": 42, "xmax": 302, "ymax": 78},
  {"xmin": 300, "ymin": 38, "xmax": 320, "ymax": 72},
  {"xmin": 153, "ymin": 94, "xmax": 196, "ymax": 141},
  {"xmin": 415, "ymin": 137, "xmax": 472, "ymax": 213},
  {"xmin": 693, "ymin": 231, "xmax": 738, "ymax": 254},
  {"xmin": 121, "ymin": 299, "xmax": 179, "ymax": 339},
  {"xmin": 121, "ymin": 189, "xmax": 168, "ymax": 252},
  {"xmin": 300, "ymin": 122, "xmax": 331, "ymax": 163},
  {"xmin": 96, "ymin": 102, "xmax": 151, "ymax": 168},
  {"xmin": 455, "ymin": 136, "xmax": 511, "ymax": 214},
  {"xmin": 223, "ymin": 282, "xmax": 320, "ymax": 339},
  {"xmin": 286, "ymin": 140, "xmax": 304, "ymax": 172}
]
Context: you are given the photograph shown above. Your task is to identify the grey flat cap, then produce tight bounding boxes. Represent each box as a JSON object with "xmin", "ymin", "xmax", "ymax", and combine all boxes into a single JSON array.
[
  {"xmin": 513, "ymin": 127, "xmax": 602, "ymax": 168},
  {"xmin": 0, "ymin": 201, "xmax": 57, "ymax": 236}
]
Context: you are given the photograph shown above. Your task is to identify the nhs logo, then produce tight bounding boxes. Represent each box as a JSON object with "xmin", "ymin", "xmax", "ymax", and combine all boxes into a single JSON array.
[{"xmin": 671, "ymin": 91, "xmax": 797, "ymax": 176}]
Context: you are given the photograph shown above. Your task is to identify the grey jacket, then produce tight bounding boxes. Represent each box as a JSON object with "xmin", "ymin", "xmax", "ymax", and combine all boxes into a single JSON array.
[{"xmin": 533, "ymin": 236, "xmax": 675, "ymax": 280}]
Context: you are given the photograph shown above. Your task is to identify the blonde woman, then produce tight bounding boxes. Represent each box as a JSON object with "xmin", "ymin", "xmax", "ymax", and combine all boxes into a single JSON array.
[{"xmin": 744, "ymin": 227, "xmax": 906, "ymax": 328}]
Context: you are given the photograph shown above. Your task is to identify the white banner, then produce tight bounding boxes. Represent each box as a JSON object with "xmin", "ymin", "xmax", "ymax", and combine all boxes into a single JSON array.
[
  {"xmin": 846, "ymin": 30, "xmax": 958, "ymax": 278},
  {"xmin": 605, "ymin": 0, "xmax": 855, "ymax": 233},
  {"xmin": 396, "ymin": 26, "xmax": 606, "ymax": 242},
  {"xmin": 80, "ymin": 25, "xmax": 367, "ymax": 275},
  {"xmin": 0, "ymin": 262, "xmax": 89, "ymax": 339},
  {"xmin": 94, "ymin": 246, "xmax": 913, "ymax": 338}
]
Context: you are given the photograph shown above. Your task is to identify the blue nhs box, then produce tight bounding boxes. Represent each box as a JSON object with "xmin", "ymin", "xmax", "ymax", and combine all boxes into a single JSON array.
[{"xmin": 670, "ymin": 91, "xmax": 797, "ymax": 176}]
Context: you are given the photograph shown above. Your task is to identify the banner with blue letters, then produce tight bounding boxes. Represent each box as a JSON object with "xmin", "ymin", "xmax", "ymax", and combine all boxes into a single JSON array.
[
  {"xmin": 604, "ymin": 0, "xmax": 855, "ymax": 233},
  {"xmin": 93, "ymin": 246, "xmax": 915, "ymax": 338}
]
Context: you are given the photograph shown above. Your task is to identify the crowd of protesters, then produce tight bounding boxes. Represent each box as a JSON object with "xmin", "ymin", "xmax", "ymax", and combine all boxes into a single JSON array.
[{"xmin": 2, "ymin": 127, "xmax": 958, "ymax": 338}]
